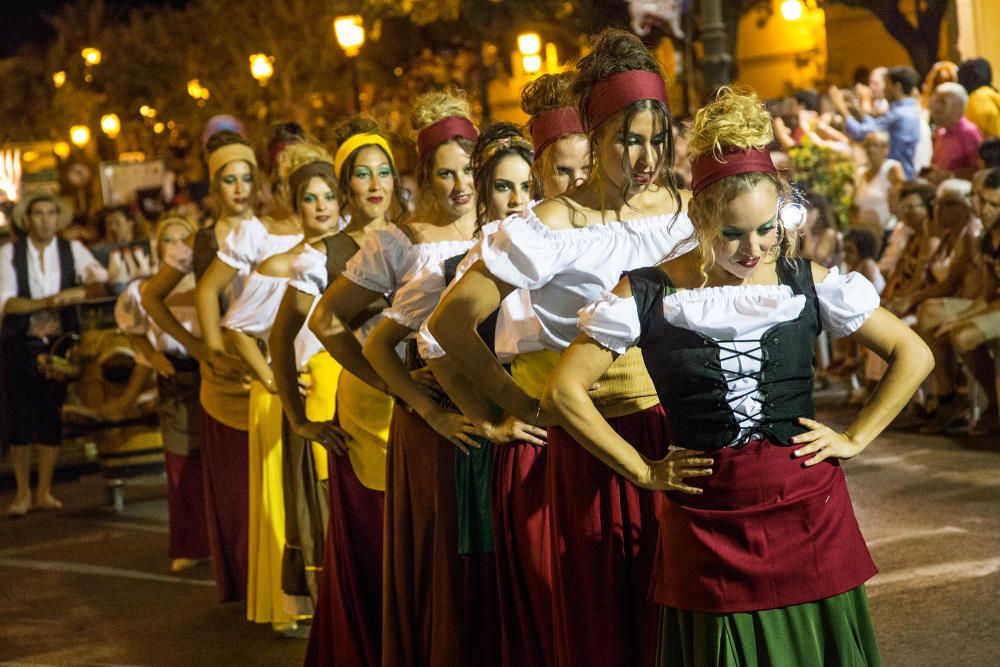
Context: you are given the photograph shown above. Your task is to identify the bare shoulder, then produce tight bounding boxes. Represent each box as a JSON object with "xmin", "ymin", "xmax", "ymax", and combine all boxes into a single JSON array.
[
  {"xmin": 808, "ymin": 259, "xmax": 830, "ymax": 284},
  {"xmin": 258, "ymin": 251, "xmax": 294, "ymax": 277},
  {"xmin": 532, "ymin": 197, "xmax": 579, "ymax": 231}
]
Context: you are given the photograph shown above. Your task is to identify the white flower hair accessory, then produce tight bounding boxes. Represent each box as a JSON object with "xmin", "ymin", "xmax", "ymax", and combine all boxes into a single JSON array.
[{"xmin": 777, "ymin": 193, "xmax": 808, "ymax": 231}]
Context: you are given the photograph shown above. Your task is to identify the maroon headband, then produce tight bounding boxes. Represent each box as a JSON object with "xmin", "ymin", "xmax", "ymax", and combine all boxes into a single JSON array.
[
  {"xmin": 268, "ymin": 138, "xmax": 301, "ymax": 173},
  {"xmin": 530, "ymin": 107, "xmax": 585, "ymax": 156},
  {"xmin": 586, "ymin": 70, "xmax": 669, "ymax": 129},
  {"xmin": 690, "ymin": 146, "xmax": 777, "ymax": 195},
  {"xmin": 417, "ymin": 116, "xmax": 478, "ymax": 162}
]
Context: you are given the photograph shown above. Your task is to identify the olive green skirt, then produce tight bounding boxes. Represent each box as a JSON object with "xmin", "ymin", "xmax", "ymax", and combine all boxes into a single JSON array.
[{"xmin": 656, "ymin": 585, "xmax": 881, "ymax": 667}]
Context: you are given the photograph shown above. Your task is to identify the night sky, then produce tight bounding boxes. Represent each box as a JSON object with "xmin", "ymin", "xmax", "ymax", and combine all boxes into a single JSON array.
[{"xmin": 0, "ymin": 0, "xmax": 186, "ymax": 58}]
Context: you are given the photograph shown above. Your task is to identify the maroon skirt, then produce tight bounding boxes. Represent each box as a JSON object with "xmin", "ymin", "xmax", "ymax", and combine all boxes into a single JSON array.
[
  {"xmin": 491, "ymin": 441, "xmax": 553, "ymax": 666},
  {"xmin": 381, "ymin": 405, "xmax": 500, "ymax": 666},
  {"xmin": 651, "ymin": 437, "xmax": 877, "ymax": 613},
  {"xmin": 547, "ymin": 405, "xmax": 669, "ymax": 667},
  {"xmin": 304, "ymin": 450, "xmax": 384, "ymax": 666},
  {"xmin": 199, "ymin": 411, "xmax": 249, "ymax": 603},
  {"xmin": 164, "ymin": 451, "xmax": 210, "ymax": 560}
]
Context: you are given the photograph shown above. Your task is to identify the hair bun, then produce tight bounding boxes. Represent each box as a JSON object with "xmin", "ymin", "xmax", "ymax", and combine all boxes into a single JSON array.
[{"xmin": 688, "ymin": 87, "xmax": 774, "ymax": 161}]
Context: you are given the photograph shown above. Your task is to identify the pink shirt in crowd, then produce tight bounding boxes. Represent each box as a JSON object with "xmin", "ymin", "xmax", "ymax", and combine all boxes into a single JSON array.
[{"xmin": 932, "ymin": 116, "xmax": 983, "ymax": 172}]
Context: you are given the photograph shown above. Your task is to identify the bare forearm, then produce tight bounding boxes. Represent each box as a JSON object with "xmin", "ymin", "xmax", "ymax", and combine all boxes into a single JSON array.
[
  {"xmin": 224, "ymin": 329, "xmax": 272, "ymax": 387},
  {"xmin": 3, "ymin": 295, "xmax": 51, "ymax": 315},
  {"xmin": 140, "ymin": 272, "xmax": 205, "ymax": 360},
  {"xmin": 426, "ymin": 355, "xmax": 497, "ymax": 426},
  {"xmin": 364, "ymin": 329, "xmax": 438, "ymax": 419},
  {"xmin": 845, "ymin": 334, "xmax": 934, "ymax": 449},
  {"xmin": 318, "ymin": 330, "xmax": 385, "ymax": 392},
  {"xmin": 269, "ymin": 301, "xmax": 308, "ymax": 427},
  {"xmin": 543, "ymin": 377, "xmax": 646, "ymax": 483}
]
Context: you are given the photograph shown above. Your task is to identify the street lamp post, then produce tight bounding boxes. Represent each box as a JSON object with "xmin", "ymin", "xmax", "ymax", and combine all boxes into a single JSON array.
[
  {"xmin": 81, "ymin": 47, "xmax": 102, "ymax": 83},
  {"xmin": 249, "ymin": 54, "xmax": 274, "ymax": 119},
  {"xmin": 334, "ymin": 16, "xmax": 365, "ymax": 114},
  {"xmin": 70, "ymin": 125, "xmax": 91, "ymax": 150},
  {"xmin": 700, "ymin": 0, "xmax": 732, "ymax": 98}
]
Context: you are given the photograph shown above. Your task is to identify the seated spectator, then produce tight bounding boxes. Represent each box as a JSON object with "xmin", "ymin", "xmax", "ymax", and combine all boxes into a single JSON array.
[
  {"xmin": 926, "ymin": 82, "xmax": 983, "ymax": 183},
  {"xmin": 916, "ymin": 169, "xmax": 1000, "ymax": 432},
  {"xmin": 882, "ymin": 181, "xmax": 940, "ymax": 311},
  {"xmin": 854, "ymin": 131, "xmax": 905, "ymax": 230},
  {"xmin": 958, "ymin": 57, "xmax": 1000, "ymax": 139},
  {"xmin": 979, "ymin": 137, "xmax": 1000, "ymax": 169},
  {"xmin": 845, "ymin": 227, "xmax": 886, "ymax": 295},
  {"xmin": 801, "ymin": 191, "xmax": 842, "ymax": 269}
]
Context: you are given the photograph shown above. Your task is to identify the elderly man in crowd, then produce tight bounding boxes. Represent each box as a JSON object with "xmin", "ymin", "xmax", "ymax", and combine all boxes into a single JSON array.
[
  {"xmin": 0, "ymin": 191, "xmax": 107, "ymax": 517},
  {"xmin": 926, "ymin": 82, "xmax": 984, "ymax": 184}
]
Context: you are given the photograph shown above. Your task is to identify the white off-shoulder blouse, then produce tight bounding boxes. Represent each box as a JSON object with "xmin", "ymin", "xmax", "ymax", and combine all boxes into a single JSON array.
[
  {"xmin": 114, "ymin": 278, "xmax": 200, "ymax": 364},
  {"xmin": 342, "ymin": 224, "xmax": 475, "ymax": 335},
  {"xmin": 478, "ymin": 208, "xmax": 696, "ymax": 352},
  {"xmin": 578, "ymin": 267, "xmax": 881, "ymax": 443},
  {"xmin": 416, "ymin": 217, "xmax": 541, "ymax": 362},
  {"xmin": 221, "ymin": 270, "xmax": 323, "ymax": 370},
  {"xmin": 217, "ymin": 216, "xmax": 302, "ymax": 273}
]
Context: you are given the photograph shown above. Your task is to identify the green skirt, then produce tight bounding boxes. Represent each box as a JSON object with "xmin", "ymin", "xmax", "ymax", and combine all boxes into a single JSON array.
[
  {"xmin": 656, "ymin": 585, "xmax": 881, "ymax": 667},
  {"xmin": 455, "ymin": 434, "xmax": 494, "ymax": 555}
]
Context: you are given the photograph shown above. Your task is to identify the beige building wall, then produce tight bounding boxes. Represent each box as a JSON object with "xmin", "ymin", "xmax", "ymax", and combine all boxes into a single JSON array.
[
  {"xmin": 734, "ymin": 2, "xmax": 827, "ymax": 99},
  {"xmin": 956, "ymin": 0, "xmax": 1000, "ymax": 74}
]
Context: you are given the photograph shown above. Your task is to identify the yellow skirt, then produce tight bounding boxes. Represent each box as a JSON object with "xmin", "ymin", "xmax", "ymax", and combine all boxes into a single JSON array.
[
  {"xmin": 247, "ymin": 380, "xmax": 310, "ymax": 624},
  {"xmin": 336, "ymin": 371, "xmax": 394, "ymax": 491},
  {"xmin": 303, "ymin": 351, "xmax": 343, "ymax": 483}
]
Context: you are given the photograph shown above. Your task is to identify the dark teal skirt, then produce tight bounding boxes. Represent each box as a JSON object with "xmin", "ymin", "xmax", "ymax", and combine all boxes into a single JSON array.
[
  {"xmin": 656, "ymin": 585, "xmax": 881, "ymax": 666},
  {"xmin": 455, "ymin": 435, "xmax": 494, "ymax": 555}
]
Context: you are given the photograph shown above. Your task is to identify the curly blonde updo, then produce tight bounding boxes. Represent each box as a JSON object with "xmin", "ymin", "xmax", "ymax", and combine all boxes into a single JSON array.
[
  {"xmin": 688, "ymin": 88, "xmax": 794, "ymax": 279},
  {"xmin": 276, "ymin": 142, "xmax": 336, "ymax": 212},
  {"xmin": 410, "ymin": 90, "xmax": 476, "ymax": 212}
]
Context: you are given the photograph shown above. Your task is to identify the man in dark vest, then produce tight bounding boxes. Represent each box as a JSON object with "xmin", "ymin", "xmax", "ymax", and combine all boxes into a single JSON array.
[{"xmin": 0, "ymin": 191, "xmax": 107, "ymax": 516}]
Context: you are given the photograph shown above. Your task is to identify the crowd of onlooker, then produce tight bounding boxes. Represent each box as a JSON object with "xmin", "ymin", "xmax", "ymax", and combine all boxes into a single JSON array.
[{"xmin": 716, "ymin": 56, "xmax": 1000, "ymax": 436}]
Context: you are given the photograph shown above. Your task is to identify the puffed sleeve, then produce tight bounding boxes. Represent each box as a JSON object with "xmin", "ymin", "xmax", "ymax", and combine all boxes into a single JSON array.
[
  {"xmin": 577, "ymin": 292, "xmax": 642, "ymax": 355},
  {"xmin": 114, "ymin": 280, "xmax": 150, "ymax": 336},
  {"xmin": 479, "ymin": 215, "xmax": 584, "ymax": 290},
  {"xmin": 164, "ymin": 242, "xmax": 194, "ymax": 274},
  {"xmin": 70, "ymin": 240, "xmax": 109, "ymax": 284},
  {"xmin": 288, "ymin": 245, "xmax": 328, "ymax": 296},
  {"xmin": 342, "ymin": 227, "xmax": 411, "ymax": 295},
  {"xmin": 384, "ymin": 266, "xmax": 446, "ymax": 331},
  {"xmin": 217, "ymin": 217, "xmax": 266, "ymax": 271},
  {"xmin": 815, "ymin": 267, "xmax": 881, "ymax": 338}
]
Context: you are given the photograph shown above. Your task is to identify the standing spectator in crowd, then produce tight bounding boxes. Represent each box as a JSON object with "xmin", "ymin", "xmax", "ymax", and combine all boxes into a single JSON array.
[
  {"xmin": 865, "ymin": 66, "xmax": 890, "ymax": 116},
  {"xmin": 91, "ymin": 207, "xmax": 153, "ymax": 294},
  {"xmin": 958, "ymin": 58, "xmax": 1000, "ymax": 139},
  {"xmin": 832, "ymin": 66, "xmax": 923, "ymax": 178},
  {"xmin": 927, "ymin": 82, "xmax": 983, "ymax": 183},
  {"xmin": 855, "ymin": 130, "xmax": 905, "ymax": 229},
  {"xmin": 0, "ymin": 192, "xmax": 108, "ymax": 516},
  {"xmin": 922, "ymin": 61, "xmax": 960, "ymax": 109},
  {"xmin": 845, "ymin": 227, "xmax": 886, "ymax": 294}
]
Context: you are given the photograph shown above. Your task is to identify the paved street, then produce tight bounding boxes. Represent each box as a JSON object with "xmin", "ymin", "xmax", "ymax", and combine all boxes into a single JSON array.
[{"xmin": 1, "ymin": 393, "xmax": 998, "ymax": 666}]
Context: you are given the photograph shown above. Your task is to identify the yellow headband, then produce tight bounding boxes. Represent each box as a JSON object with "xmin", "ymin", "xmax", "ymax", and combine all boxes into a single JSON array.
[
  {"xmin": 207, "ymin": 143, "xmax": 257, "ymax": 180},
  {"xmin": 334, "ymin": 133, "xmax": 395, "ymax": 176}
]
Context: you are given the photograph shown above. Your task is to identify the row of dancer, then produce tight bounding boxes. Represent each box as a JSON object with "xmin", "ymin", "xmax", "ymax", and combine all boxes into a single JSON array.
[{"xmin": 125, "ymin": 27, "xmax": 931, "ymax": 666}]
